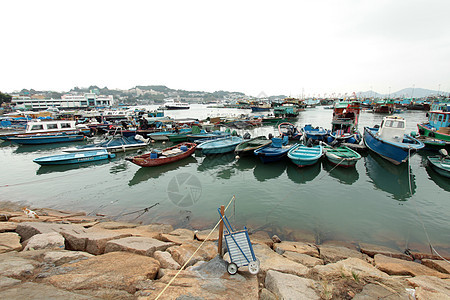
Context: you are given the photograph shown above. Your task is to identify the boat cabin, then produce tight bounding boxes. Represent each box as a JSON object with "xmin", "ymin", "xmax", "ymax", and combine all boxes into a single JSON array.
[
  {"xmin": 378, "ymin": 116, "xmax": 406, "ymax": 142},
  {"xmin": 428, "ymin": 111, "xmax": 450, "ymax": 131},
  {"xmin": 26, "ymin": 120, "xmax": 78, "ymax": 133}
]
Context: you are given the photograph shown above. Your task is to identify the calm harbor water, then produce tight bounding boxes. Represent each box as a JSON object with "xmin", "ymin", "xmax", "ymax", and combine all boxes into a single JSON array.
[{"xmin": 1, "ymin": 105, "xmax": 449, "ymax": 254}]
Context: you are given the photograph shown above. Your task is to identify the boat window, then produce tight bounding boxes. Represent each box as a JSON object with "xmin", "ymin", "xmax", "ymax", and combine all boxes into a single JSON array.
[
  {"xmin": 395, "ymin": 121, "xmax": 404, "ymax": 128},
  {"xmin": 30, "ymin": 125, "xmax": 44, "ymax": 131},
  {"xmin": 60, "ymin": 123, "xmax": 72, "ymax": 128},
  {"xmin": 384, "ymin": 120, "xmax": 393, "ymax": 127},
  {"xmin": 47, "ymin": 124, "xmax": 58, "ymax": 129},
  {"xmin": 438, "ymin": 115, "xmax": 443, "ymax": 122}
]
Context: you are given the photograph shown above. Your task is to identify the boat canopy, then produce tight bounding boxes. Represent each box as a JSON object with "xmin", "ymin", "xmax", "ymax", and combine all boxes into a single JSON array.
[{"xmin": 378, "ymin": 116, "xmax": 406, "ymax": 142}]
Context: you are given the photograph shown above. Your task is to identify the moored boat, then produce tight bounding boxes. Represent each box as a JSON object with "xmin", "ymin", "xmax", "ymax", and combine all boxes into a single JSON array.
[
  {"xmin": 364, "ymin": 116, "xmax": 424, "ymax": 165},
  {"xmin": 8, "ymin": 132, "xmax": 86, "ymax": 145},
  {"xmin": 323, "ymin": 145, "xmax": 361, "ymax": 168},
  {"xmin": 417, "ymin": 110, "xmax": 450, "ymax": 142},
  {"xmin": 278, "ymin": 122, "xmax": 302, "ymax": 140},
  {"xmin": 254, "ymin": 137, "xmax": 293, "ymax": 163},
  {"xmin": 327, "ymin": 101, "xmax": 361, "ymax": 144},
  {"xmin": 198, "ymin": 136, "xmax": 243, "ymax": 155},
  {"xmin": 426, "ymin": 150, "xmax": 450, "ymax": 178},
  {"xmin": 0, "ymin": 120, "xmax": 90, "ymax": 140},
  {"xmin": 125, "ymin": 142, "xmax": 197, "ymax": 167},
  {"xmin": 287, "ymin": 144, "xmax": 323, "ymax": 167},
  {"xmin": 64, "ymin": 134, "xmax": 149, "ymax": 153},
  {"xmin": 235, "ymin": 136, "xmax": 271, "ymax": 157},
  {"xmin": 33, "ymin": 149, "xmax": 115, "ymax": 165},
  {"xmin": 302, "ymin": 124, "xmax": 329, "ymax": 141}
]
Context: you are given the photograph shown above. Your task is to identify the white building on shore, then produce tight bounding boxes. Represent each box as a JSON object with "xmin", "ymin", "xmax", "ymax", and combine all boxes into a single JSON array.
[{"xmin": 12, "ymin": 93, "xmax": 115, "ymax": 110}]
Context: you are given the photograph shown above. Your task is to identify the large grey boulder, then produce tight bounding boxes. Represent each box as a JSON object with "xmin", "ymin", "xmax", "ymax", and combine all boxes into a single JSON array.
[
  {"xmin": 153, "ymin": 251, "xmax": 180, "ymax": 269},
  {"xmin": 253, "ymin": 244, "xmax": 309, "ymax": 277},
  {"xmin": 265, "ymin": 270, "xmax": 320, "ymax": 300},
  {"xmin": 318, "ymin": 245, "xmax": 366, "ymax": 263},
  {"xmin": 374, "ymin": 254, "xmax": 449, "ymax": 278},
  {"xmin": 0, "ymin": 282, "xmax": 93, "ymax": 299},
  {"xmin": 43, "ymin": 250, "xmax": 94, "ymax": 266}
]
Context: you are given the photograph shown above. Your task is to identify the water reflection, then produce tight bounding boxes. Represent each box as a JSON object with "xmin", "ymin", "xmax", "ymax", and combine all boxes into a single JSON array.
[
  {"xmin": 286, "ymin": 162, "xmax": 321, "ymax": 184},
  {"xmin": 36, "ymin": 159, "xmax": 112, "ymax": 175},
  {"xmin": 365, "ymin": 153, "xmax": 416, "ymax": 201},
  {"xmin": 253, "ymin": 160, "xmax": 287, "ymax": 182},
  {"xmin": 322, "ymin": 161, "xmax": 359, "ymax": 185},
  {"xmin": 128, "ymin": 156, "xmax": 197, "ymax": 186},
  {"xmin": 197, "ymin": 153, "xmax": 236, "ymax": 180},
  {"xmin": 13, "ymin": 141, "xmax": 87, "ymax": 154}
]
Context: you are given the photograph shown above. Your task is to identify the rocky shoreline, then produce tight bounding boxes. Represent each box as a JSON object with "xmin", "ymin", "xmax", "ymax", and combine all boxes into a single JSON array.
[{"xmin": 0, "ymin": 204, "xmax": 449, "ymax": 299}]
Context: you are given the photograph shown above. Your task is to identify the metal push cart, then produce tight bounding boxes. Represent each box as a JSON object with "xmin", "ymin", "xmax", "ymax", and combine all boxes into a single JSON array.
[{"xmin": 218, "ymin": 208, "xmax": 260, "ymax": 275}]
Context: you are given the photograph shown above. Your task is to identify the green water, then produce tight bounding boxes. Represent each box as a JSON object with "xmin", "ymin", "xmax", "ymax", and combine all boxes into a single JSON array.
[{"xmin": 0, "ymin": 105, "xmax": 449, "ymax": 254}]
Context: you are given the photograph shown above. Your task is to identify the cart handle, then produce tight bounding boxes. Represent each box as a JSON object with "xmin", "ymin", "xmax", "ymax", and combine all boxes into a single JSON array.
[{"xmin": 217, "ymin": 207, "xmax": 234, "ymax": 233}]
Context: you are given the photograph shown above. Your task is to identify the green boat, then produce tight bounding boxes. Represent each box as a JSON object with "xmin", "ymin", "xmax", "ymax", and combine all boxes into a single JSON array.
[
  {"xmin": 323, "ymin": 145, "xmax": 361, "ymax": 168},
  {"xmin": 417, "ymin": 110, "xmax": 450, "ymax": 142},
  {"xmin": 427, "ymin": 151, "xmax": 450, "ymax": 178},
  {"xmin": 167, "ymin": 126, "xmax": 200, "ymax": 142},
  {"xmin": 235, "ymin": 136, "xmax": 271, "ymax": 157}
]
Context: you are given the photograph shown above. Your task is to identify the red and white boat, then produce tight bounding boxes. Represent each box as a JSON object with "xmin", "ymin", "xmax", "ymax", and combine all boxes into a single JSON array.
[{"xmin": 125, "ymin": 142, "xmax": 197, "ymax": 167}]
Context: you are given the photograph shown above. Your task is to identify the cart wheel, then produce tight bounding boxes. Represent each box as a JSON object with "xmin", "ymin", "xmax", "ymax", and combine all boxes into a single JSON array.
[
  {"xmin": 227, "ymin": 262, "xmax": 238, "ymax": 275},
  {"xmin": 248, "ymin": 259, "xmax": 260, "ymax": 275}
]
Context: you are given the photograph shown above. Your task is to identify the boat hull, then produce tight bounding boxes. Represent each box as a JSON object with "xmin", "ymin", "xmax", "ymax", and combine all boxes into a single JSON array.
[
  {"xmin": 9, "ymin": 135, "xmax": 85, "ymax": 145},
  {"xmin": 33, "ymin": 150, "xmax": 114, "ymax": 165},
  {"xmin": 363, "ymin": 127, "xmax": 423, "ymax": 165},
  {"xmin": 126, "ymin": 143, "xmax": 196, "ymax": 167},
  {"xmin": 427, "ymin": 156, "xmax": 450, "ymax": 178},
  {"xmin": 254, "ymin": 145, "xmax": 292, "ymax": 163},
  {"xmin": 198, "ymin": 137, "xmax": 243, "ymax": 155},
  {"xmin": 417, "ymin": 123, "xmax": 450, "ymax": 142},
  {"xmin": 287, "ymin": 144, "xmax": 322, "ymax": 167}
]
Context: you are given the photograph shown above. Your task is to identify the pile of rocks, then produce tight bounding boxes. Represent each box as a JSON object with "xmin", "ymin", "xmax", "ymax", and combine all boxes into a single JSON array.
[{"xmin": 0, "ymin": 208, "xmax": 449, "ymax": 299}]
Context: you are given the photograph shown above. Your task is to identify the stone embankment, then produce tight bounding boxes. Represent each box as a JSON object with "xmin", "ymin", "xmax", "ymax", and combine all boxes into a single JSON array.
[{"xmin": 0, "ymin": 207, "xmax": 449, "ymax": 299}]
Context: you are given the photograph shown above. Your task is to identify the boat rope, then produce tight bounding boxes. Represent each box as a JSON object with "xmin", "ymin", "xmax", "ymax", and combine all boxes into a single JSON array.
[
  {"xmin": 155, "ymin": 195, "xmax": 236, "ymax": 300},
  {"xmin": 116, "ymin": 202, "xmax": 159, "ymax": 220},
  {"xmin": 407, "ymin": 148, "xmax": 450, "ymax": 264},
  {"xmin": 316, "ymin": 157, "xmax": 346, "ymax": 181}
]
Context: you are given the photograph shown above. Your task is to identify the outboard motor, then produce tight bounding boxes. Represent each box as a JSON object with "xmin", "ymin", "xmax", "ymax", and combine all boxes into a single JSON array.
[
  {"xmin": 439, "ymin": 149, "xmax": 448, "ymax": 158},
  {"xmin": 268, "ymin": 133, "xmax": 274, "ymax": 140},
  {"xmin": 243, "ymin": 132, "xmax": 251, "ymax": 139}
]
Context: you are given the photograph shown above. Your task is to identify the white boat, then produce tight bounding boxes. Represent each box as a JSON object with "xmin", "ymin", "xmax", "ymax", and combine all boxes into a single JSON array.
[
  {"xmin": 0, "ymin": 120, "xmax": 90, "ymax": 140},
  {"xmin": 164, "ymin": 99, "xmax": 190, "ymax": 110}
]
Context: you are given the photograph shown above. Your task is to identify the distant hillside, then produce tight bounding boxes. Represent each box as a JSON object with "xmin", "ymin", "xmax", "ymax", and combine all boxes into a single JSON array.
[{"xmin": 358, "ymin": 88, "xmax": 440, "ymax": 98}]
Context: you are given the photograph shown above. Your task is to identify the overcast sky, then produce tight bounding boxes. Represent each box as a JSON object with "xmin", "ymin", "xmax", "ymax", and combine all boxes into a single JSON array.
[{"xmin": 1, "ymin": 0, "xmax": 449, "ymax": 97}]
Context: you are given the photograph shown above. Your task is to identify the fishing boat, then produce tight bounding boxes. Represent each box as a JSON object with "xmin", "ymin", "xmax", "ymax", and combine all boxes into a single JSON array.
[
  {"xmin": 64, "ymin": 134, "xmax": 149, "ymax": 153},
  {"xmin": 0, "ymin": 119, "xmax": 90, "ymax": 140},
  {"xmin": 323, "ymin": 145, "xmax": 361, "ymax": 168},
  {"xmin": 364, "ymin": 116, "xmax": 424, "ymax": 165},
  {"xmin": 427, "ymin": 150, "xmax": 450, "ymax": 178},
  {"xmin": 197, "ymin": 136, "xmax": 243, "ymax": 155},
  {"xmin": 417, "ymin": 110, "xmax": 450, "ymax": 142},
  {"xmin": 287, "ymin": 144, "xmax": 323, "ymax": 167},
  {"xmin": 327, "ymin": 101, "xmax": 361, "ymax": 144},
  {"xmin": 33, "ymin": 149, "xmax": 115, "ymax": 165},
  {"xmin": 187, "ymin": 130, "xmax": 230, "ymax": 142},
  {"xmin": 302, "ymin": 124, "xmax": 329, "ymax": 141},
  {"xmin": 166, "ymin": 127, "xmax": 197, "ymax": 143},
  {"xmin": 254, "ymin": 137, "xmax": 292, "ymax": 163},
  {"xmin": 278, "ymin": 122, "xmax": 302, "ymax": 140},
  {"xmin": 148, "ymin": 130, "xmax": 175, "ymax": 141},
  {"xmin": 164, "ymin": 99, "xmax": 190, "ymax": 110},
  {"xmin": 235, "ymin": 136, "xmax": 271, "ymax": 157},
  {"xmin": 8, "ymin": 132, "xmax": 86, "ymax": 145},
  {"xmin": 250, "ymin": 102, "xmax": 271, "ymax": 112},
  {"xmin": 414, "ymin": 135, "xmax": 450, "ymax": 151},
  {"xmin": 125, "ymin": 142, "xmax": 197, "ymax": 167}
]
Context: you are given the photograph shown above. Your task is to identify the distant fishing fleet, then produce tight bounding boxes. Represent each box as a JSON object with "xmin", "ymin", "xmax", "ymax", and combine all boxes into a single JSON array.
[{"xmin": 1, "ymin": 96, "xmax": 449, "ymax": 179}]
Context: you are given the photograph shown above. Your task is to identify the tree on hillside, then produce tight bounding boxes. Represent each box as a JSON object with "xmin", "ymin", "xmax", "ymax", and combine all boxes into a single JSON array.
[{"xmin": 0, "ymin": 92, "xmax": 12, "ymax": 105}]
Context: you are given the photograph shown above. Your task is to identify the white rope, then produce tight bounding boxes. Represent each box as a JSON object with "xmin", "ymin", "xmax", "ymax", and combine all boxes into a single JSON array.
[
  {"xmin": 155, "ymin": 195, "xmax": 236, "ymax": 300},
  {"xmin": 407, "ymin": 148, "xmax": 450, "ymax": 264}
]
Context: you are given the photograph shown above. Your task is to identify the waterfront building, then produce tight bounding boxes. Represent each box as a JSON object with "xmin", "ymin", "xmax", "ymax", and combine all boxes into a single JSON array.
[{"xmin": 11, "ymin": 93, "xmax": 115, "ymax": 110}]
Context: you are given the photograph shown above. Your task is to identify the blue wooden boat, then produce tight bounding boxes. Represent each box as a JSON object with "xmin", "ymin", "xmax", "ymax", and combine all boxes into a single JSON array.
[
  {"xmin": 302, "ymin": 124, "xmax": 329, "ymax": 141},
  {"xmin": 254, "ymin": 137, "xmax": 293, "ymax": 163},
  {"xmin": 287, "ymin": 144, "xmax": 323, "ymax": 167},
  {"xmin": 8, "ymin": 133, "xmax": 85, "ymax": 145},
  {"xmin": 197, "ymin": 136, "xmax": 243, "ymax": 155},
  {"xmin": 278, "ymin": 122, "xmax": 302, "ymax": 140},
  {"xmin": 364, "ymin": 116, "xmax": 424, "ymax": 165},
  {"xmin": 33, "ymin": 149, "xmax": 115, "ymax": 165}
]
